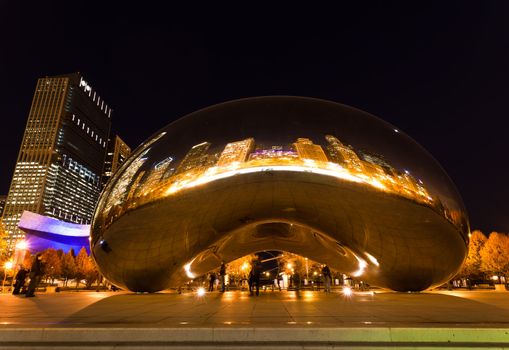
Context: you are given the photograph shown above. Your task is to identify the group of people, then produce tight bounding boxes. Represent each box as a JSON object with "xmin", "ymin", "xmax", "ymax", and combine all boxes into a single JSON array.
[
  {"xmin": 11, "ymin": 253, "xmax": 45, "ymax": 297},
  {"xmin": 207, "ymin": 256, "xmax": 264, "ymax": 296},
  {"xmin": 206, "ymin": 257, "xmax": 334, "ymax": 296},
  {"xmin": 208, "ymin": 262, "xmax": 228, "ymax": 292}
]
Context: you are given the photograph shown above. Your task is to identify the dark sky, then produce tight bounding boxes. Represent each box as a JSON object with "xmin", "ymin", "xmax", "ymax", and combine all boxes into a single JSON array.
[{"xmin": 1, "ymin": 2, "xmax": 508, "ymax": 233}]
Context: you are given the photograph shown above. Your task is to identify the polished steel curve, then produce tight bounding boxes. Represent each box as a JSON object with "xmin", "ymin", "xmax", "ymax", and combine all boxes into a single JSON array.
[{"xmin": 91, "ymin": 96, "xmax": 469, "ymax": 292}]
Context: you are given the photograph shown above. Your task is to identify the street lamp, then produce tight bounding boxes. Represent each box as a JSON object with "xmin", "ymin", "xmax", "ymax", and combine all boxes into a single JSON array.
[
  {"xmin": 2, "ymin": 261, "xmax": 14, "ymax": 292},
  {"xmin": 13, "ymin": 240, "xmax": 29, "ymax": 268}
]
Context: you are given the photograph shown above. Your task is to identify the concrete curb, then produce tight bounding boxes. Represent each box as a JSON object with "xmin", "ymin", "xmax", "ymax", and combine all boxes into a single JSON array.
[{"xmin": 1, "ymin": 327, "xmax": 508, "ymax": 345}]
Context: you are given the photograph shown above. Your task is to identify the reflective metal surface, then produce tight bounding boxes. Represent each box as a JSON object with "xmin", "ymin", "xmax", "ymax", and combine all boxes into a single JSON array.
[{"xmin": 91, "ymin": 96, "xmax": 469, "ymax": 292}]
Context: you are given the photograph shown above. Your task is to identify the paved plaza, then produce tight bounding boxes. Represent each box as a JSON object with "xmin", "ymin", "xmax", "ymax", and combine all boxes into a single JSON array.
[
  {"xmin": 1, "ymin": 289, "xmax": 509, "ymax": 348},
  {"xmin": 1, "ymin": 289, "xmax": 509, "ymax": 328}
]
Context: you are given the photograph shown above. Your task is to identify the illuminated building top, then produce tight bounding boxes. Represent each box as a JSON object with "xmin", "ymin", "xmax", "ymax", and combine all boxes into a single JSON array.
[
  {"xmin": 217, "ymin": 138, "xmax": 255, "ymax": 167},
  {"xmin": 293, "ymin": 138, "xmax": 329, "ymax": 162}
]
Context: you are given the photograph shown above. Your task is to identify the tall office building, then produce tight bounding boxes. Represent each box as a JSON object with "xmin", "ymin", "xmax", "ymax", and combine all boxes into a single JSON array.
[
  {"xmin": 217, "ymin": 138, "xmax": 255, "ymax": 167},
  {"xmin": 0, "ymin": 195, "xmax": 6, "ymax": 218},
  {"xmin": 1, "ymin": 73, "xmax": 112, "ymax": 251},
  {"xmin": 175, "ymin": 142, "xmax": 211, "ymax": 174},
  {"xmin": 324, "ymin": 135, "xmax": 364, "ymax": 172},
  {"xmin": 102, "ymin": 134, "xmax": 131, "ymax": 185},
  {"xmin": 293, "ymin": 138, "xmax": 328, "ymax": 162}
]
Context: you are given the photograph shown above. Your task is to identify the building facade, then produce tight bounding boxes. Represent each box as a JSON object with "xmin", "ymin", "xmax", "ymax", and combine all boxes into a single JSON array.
[
  {"xmin": 175, "ymin": 142, "xmax": 211, "ymax": 174},
  {"xmin": 0, "ymin": 195, "xmax": 6, "ymax": 218},
  {"xmin": 1, "ymin": 73, "xmax": 112, "ymax": 251},
  {"xmin": 102, "ymin": 134, "xmax": 131, "ymax": 185},
  {"xmin": 293, "ymin": 138, "xmax": 328, "ymax": 162},
  {"xmin": 217, "ymin": 138, "xmax": 255, "ymax": 167}
]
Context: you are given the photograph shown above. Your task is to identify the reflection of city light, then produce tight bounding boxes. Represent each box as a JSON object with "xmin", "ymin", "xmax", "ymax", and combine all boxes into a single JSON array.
[
  {"xmin": 102, "ymin": 133, "xmax": 455, "ymax": 233},
  {"xmin": 15, "ymin": 240, "xmax": 28, "ymax": 250},
  {"xmin": 365, "ymin": 253, "xmax": 379, "ymax": 267},
  {"xmin": 352, "ymin": 256, "xmax": 367, "ymax": 277},
  {"xmin": 184, "ymin": 260, "xmax": 196, "ymax": 279},
  {"xmin": 197, "ymin": 287, "xmax": 206, "ymax": 296},
  {"xmin": 287, "ymin": 263, "xmax": 293, "ymax": 269},
  {"xmin": 241, "ymin": 262, "xmax": 249, "ymax": 271},
  {"xmin": 342, "ymin": 286, "xmax": 352, "ymax": 297},
  {"xmin": 4, "ymin": 261, "xmax": 13, "ymax": 270}
]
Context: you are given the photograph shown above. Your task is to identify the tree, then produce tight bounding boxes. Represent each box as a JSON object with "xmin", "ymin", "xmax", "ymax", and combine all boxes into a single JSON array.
[
  {"xmin": 74, "ymin": 247, "xmax": 99, "ymax": 288},
  {"xmin": 459, "ymin": 230, "xmax": 487, "ymax": 278},
  {"xmin": 41, "ymin": 248, "xmax": 62, "ymax": 284},
  {"xmin": 61, "ymin": 250, "xmax": 76, "ymax": 286},
  {"xmin": 0, "ymin": 222, "xmax": 8, "ymax": 261},
  {"xmin": 74, "ymin": 247, "xmax": 89, "ymax": 288},
  {"xmin": 83, "ymin": 258, "xmax": 100, "ymax": 288},
  {"xmin": 480, "ymin": 232, "xmax": 509, "ymax": 282}
]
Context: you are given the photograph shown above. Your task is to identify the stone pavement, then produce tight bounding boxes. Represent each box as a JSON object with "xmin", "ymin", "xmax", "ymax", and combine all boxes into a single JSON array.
[{"xmin": 1, "ymin": 289, "xmax": 509, "ymax": 348}]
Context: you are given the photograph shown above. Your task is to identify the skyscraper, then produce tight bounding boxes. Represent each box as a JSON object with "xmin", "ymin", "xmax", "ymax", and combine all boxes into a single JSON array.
[
  {"xmin": 217, "ymin": 138, "xmax": 255, "ymax": 167},
  {"xmin": 324, "ymin": 135, "xmax": 364, "ymax": 172},
  {"xmin": 1, "ymin": 73, "xmax": 111, "ymax": 251},
  {"xmin": 0, "ymin": 195, "xmax": 6, "ymax": 218},
  {"xmin": 102, "ymin": 134, "xmax": 131, "ymax": 185},
  {"xmin": 293, "ymin": 138, "xmax": 328, "ymax": 162},
  {"xmin": 175, "ymin": 142, "xmax": 211, "ymax": 174}
]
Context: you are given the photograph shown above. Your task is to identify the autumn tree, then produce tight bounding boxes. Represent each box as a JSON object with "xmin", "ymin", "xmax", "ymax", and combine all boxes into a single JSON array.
[
  {"xmin": 480, "ymin": 232, "xmax": 509, "ymax": 282},
  {"xmin": 41, "ymin": 248, "xmax": 62, "ymax": 284},
  {"xmin": 0, "ymin": 222, "xmax": 8, "ymax": 261},
  {"xmin": 74, "ymin": 247, "xmax": 89, "ymax": 288},
  {"xmin": 61, "ymin": 249, "xmax": 76, "ymax": 286},
  {"xmin": 459, "ymin": 230, "xmax": 487, "ymax": 278}
]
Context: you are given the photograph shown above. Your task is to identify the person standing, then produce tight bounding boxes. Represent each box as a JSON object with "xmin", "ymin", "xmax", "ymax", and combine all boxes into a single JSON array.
[
  {"xmin": 252, "ymin": 256, "xmax": 262, "ymax": 296},
  {"xmin": 26, "ymin": 254, "xmax": 44, "ymax": 297},
  {"xmin": 248, "ymin": 268, "xmax": 254, "ymax": 296},
  {"xmin": 219, "ymin": 262, "xmax": 227, "ymax": 292},
  {"xmin": 322, "ymin": 264, "xmax": 332, "ymax": 293},
  {"xmin": 208, "ymin": 272, "xmax": 216, "ymax": 292},
  {"xmin": 12, "ymin": 265, "xmax": 28, "ymax": 295}
]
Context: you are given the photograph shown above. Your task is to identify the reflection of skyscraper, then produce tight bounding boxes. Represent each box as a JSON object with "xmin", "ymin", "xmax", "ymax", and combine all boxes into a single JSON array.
[
  {"xmin": 359, "ymin": 151, "xmax": 396, "ymax": 176},
  {"xmin": 103, "ymin": 151, "xmax": 149, "ymax": 212},
  {"xmin": 217, "ymin": 138, "xmax": 255, "ymax": 167},
  {"xmin": 324, "ymin": 135, "xmax": 363, "ymax": 172},
  {"xmin": 294, "ymin": 138, "xmax": 328, "ymax": 162},
  {"xmin": 140, "ymin": 157, "xmax": 174, "ymax": 192},
  {"xmin": 175, "ymin": 142, "xmax": 211, "ymax": 174},
  {"xmin": 2, "ymin": 73, "xmax": 111, "ymax": 251}
]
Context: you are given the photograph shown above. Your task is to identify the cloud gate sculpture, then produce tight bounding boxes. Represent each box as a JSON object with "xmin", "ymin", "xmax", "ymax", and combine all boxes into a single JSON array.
[{"xmin": 91, "ymin": 96, "xmax": 469, "ymax": 292}]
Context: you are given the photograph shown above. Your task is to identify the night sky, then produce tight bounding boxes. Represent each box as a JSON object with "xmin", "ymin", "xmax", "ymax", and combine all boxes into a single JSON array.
[{"xmin": 1, "ymin": 2, "xmax": 508, "ymax": 234}]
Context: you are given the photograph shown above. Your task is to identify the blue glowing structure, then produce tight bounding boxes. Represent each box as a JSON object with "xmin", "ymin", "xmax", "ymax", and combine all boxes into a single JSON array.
[{"xmin": 18, "ymin": 211, "xmax": 90, "ymax": 254}]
